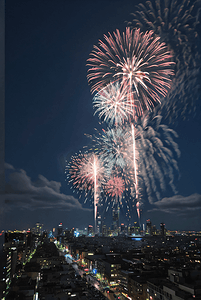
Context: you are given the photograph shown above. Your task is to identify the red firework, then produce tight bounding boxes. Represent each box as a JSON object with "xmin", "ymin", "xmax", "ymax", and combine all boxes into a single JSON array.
[
  {"xmin": 68, "ymin": 152, "xmax": 105, "ymax": 192},
  {"xmin": 105, "ymin": 176, "xmax": 125, "ymax": 199}
]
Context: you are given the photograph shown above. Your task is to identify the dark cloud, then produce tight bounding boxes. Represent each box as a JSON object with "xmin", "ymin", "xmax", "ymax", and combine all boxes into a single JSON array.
[
  {"xmin": 148, "ymin": 193, "xmax": 201, "ymax": 216},
  {"xmin": 33, "ymin": 174, "xmax": 61, "ymax": 193},
  {"xmin": 3, "ymin": 163, "xmax": 90, "ymax": 212}
]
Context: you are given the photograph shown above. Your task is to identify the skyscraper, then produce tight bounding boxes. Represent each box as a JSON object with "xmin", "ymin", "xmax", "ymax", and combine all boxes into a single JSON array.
[
  {"xmin": 88, "ymin": 225, "xmax": 93, "ymax": 236},
  {"xmin": 33, "ymin": 222, "xmax": 43, "ymax": 235},
  {"xmin": 57, "ymin": 223, "xmax": 63, "ymax": 243},
  {"xmin": 146, "ymin": 219, "xmax": 152, "ymax": 235},
  {"xmin": 160, "ymin": 223, "xmax": 166, "ymax": 236},
  {"xmin": 96, "ymin": 213, "xmax": 102, "ymax": 235},
  {"xmin": 57, "ymin": 223, "xmax": 63, "ymax": 236},
  {"xmin": 120, "ymin": 223, "xmax": 126, "ymax": 235},
  {"xmin": 112, "ymin": 207, "xmax": 120, "ymax": 234},
  {"xmin": 102, "ymin": 224, "xmax": 107, "ymax": 236}
]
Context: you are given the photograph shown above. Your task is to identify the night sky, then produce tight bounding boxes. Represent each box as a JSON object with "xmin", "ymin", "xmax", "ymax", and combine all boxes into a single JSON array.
[{"xmin": 3, "ymin": 0, "xmax": 201, "ymax": 232}]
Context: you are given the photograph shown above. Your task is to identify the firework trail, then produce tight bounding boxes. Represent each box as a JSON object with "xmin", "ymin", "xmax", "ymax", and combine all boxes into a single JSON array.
[
  {"xmin": 66, "ymin": 151, "xmax": 107, "ymax": 232},
  {"xmin": 129, "ymin": 0, "xmax": 201, "ymax": 121},
  {"xmin": 93, "ymin": 155, "xmax": 98, "ymax": 233},
  {"xmin": 136, "ymin": 201, "xmax": 141, "ymax": 226},
  {"xmin": 131, "ymin": 124, "xmax": 138, "ymax": 199},
  {"xmin": 87, "ymin": 27, "xmax": 175, "ymax": 115}
]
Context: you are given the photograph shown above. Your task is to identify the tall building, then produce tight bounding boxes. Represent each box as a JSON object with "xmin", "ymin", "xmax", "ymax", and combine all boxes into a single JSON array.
[
  {"xmin": 88, "ymin": 225, "xmax": 93, "ymax": 236},
  {"xmin": 130, "ymin": 226, "xmax": 135, "ymax": 235},
  {"xmin": 57, "ymin": 223, "xmax": 63, "ymax": 236},
  {"xmin": 102, "ymin": 224, "xmax": 107, "ymax": 236},
  {"xmin": 57, "ymin": 223, "xmax": 63, "ymax": 243},
  {"xmin": 120, "ymin": 223, "xmax": 127, "ymax": 235},
  {"xmin": 33, "ymin": 222, "xmax": 43, "ymax": 235},
  {"xmin": 129, "ymin": 222, "xmax": 140, "ymax": 236},
  {"xmin": 96, "ymin": 213, "xmax": 102, "ymax": 235},
  {"xmin": 133, "ymin": 222, "xmax": 140, "ymax": 235},
  {"xmin": 146, "ymin": 219, "xmax": 152, "ymax": 235},
  {"xmin": 2, "ymin": 230, "xmax": 35, "ymax": 296},
  {"xmin": 160, "ymin": 223, "xmax": 166, "ymax": 236},
  {"xmin": 112, "ymin": 207, "xmax": 120, "ymax": 233},
  {"xmin": 152, "ymin": 224, "xmax": 157, "ymax": 235}
]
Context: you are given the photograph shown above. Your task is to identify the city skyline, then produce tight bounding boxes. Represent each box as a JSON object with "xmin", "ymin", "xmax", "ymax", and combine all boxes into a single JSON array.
[
  {"xmin": 2, "ymin": 0, "xmax": 201, "ymax": 232},
  {"xmin": 2, "ymin": 221, "xmax": 201, "ymax": 300}
]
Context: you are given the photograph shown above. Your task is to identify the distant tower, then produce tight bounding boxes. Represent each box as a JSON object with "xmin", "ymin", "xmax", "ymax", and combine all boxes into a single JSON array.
[
  {"xmin": 34, "ymin": 222, "xmax": 43, "ymax": 235},
  {"xmin": 102, "ymin": 224, "xmax": 107, "ymax": 237},
  {"xmin": 88, "ymin": 225, "xmax": 93, "ymax": 236},
  {"xmin": 57, "ymin": 223, "xmax": 63, "ymax": 243},
  {"xmin": 160, "ymin": 223, "xmax": 166, "ymax": 236},
  {"xmin": 152, "ymin": 225, "xmax": 157, "ymax": 235},
  {"xmin": 121, "ymin": 223, "xmax": 125, "ymax": 234},
  {"xmin": 96, "ymin": 213, "xmax": 102, "ymax": 235},
  {"xmin": 57, "ymin": 223, "xmax": 63, "ymax": 236},
  {"xmin": 134, "ymin": 222, "xmax": 140, "ymax": 235},
  {"xmin": 130, "ymin": 226, "xmax": 135, "ymax": 235},
  {"xmin": 112, "ymin": 207, "xmax": 120, "ymax": 233},
  {"xmin": 146, "ymin": 219, "xmax": 152, "ymax": 235}
]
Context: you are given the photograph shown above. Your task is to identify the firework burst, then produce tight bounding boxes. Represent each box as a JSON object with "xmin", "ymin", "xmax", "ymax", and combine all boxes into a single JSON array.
[
  {"xmin": 88, "ymin": 126, "xmax": 133, "ymax": 173},
  {"xmin": 105, "ymin": 176, "xmax": 125, "ymax": 200},
  {"xmin": 87, "ymin": 27, "xmax": 175, "ymax": 115},
  {"xmin": 66, "ymin": 152, "xmax": 107, "ymax": 203},
  {"xmin": 102, "ymin": 169, "xmax": 136, "ymax": 222},
  {"xmin": 93, "ymin": 82, "xmax": 134, "ymax": 125},
  {"xmin": 67, "ymin": 153, "xmax": 103, "ymax": 190},
  {"xmin": 66, "ymin": 151, "xmax": 108, "ymax": 232}
]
